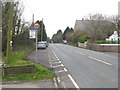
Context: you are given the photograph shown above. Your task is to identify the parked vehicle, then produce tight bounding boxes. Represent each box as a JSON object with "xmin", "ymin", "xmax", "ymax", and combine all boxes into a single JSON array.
[
  {"xmin": 42, "ymin": 41, "xmax": 49, "ymax": 47},
  {"xmin": 37, "ymin": 42, "xmax": 46, "ymax": 49}
]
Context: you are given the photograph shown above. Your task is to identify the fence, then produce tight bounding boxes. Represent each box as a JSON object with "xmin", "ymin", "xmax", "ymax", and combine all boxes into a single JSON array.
[{"xmin": 2, "ymin": 64, "xmax": 36, "ymax": 76}]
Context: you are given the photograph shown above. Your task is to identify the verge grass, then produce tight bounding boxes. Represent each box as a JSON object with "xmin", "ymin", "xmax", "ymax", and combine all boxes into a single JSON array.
[{"xmin": 1, "ymin": 46, "xmax": 55, "ymax": 82}]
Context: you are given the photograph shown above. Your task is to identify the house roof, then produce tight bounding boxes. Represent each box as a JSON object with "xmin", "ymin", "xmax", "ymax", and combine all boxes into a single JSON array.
[
  {"xmin": 74, "ymin": 19, "xmax": 114, "ymax": 31},
  {"xmin": 74, "ymin": 20, "xmax": 93, "ymax": 31}
]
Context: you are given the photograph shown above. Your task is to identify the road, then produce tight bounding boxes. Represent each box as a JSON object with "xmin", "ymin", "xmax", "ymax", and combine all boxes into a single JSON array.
[{"xmin": 50, "ymin": 43, "xmax": 118, "ymax": 88}]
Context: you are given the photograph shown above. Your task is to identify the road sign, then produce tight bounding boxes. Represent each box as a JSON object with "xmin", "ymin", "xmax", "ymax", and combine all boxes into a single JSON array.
[
  {"xmin": 29, "ymin": 30, "xmax": 36, "ymax": 39},
  {"xmin": 34, "ymin": 23, "xmax": 40, "ymax": 29}
]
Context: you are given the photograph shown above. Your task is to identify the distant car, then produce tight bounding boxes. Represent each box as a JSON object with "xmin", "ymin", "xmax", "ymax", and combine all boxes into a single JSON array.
[
  {"xmin": 63, "ymin": 40, "xmax": 68, "ymax": 44},
  {"xmin": 37, "ymin": 42, "xmax": 46, "ymax": 49}
]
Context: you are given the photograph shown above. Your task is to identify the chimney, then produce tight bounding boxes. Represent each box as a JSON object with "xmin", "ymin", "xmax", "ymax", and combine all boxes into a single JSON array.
[{"xmin": 82, "ymin": 18, "xmax": 84, "ymax": 20}]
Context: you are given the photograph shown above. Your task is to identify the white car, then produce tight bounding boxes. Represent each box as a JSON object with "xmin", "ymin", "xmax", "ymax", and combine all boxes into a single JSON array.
[{"xmin": 37, "ymin": 42, "xmax": 46, "ymax": 49}]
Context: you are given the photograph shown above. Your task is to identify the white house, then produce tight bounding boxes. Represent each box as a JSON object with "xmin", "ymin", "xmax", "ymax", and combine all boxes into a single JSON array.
[{"xmin": 106, "ymin": 31, "xmax": 120, "ymax": 41}]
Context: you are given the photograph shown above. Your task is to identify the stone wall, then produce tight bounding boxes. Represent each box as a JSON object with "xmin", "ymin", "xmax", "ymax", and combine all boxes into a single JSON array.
[
  {"xmin": 78, "ymin": 42, "xmax": 120, "ymax": 53},
  {"xmin": 2, "ymin": 64, "xmax": 36, "ymax": 76},
  {"xmin": 78, "ymin": 42, "xmax": 87, "ymax": 48}
]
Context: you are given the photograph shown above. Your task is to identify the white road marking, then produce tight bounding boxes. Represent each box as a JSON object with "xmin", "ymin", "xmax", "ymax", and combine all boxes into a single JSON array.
[
  {"xmin": 53, "ymin": 64, "xmax": 63, "ymax": 68},
  {"xmin": 57, "ymin": 58, "xmax": 60, "ymax": 60},
  {"xmin": 51, "ymin": 47, "xmax": 57, "ymax": 57},
  {"xmin": 56, "ymin": 57, "xmax": 59, "ymax": 59},
  {"xmin": 50, "ymin": 65, "xmax": 53, "ymax": 68},
  {"xmin": 57, "ymin": 70, "xmax": 65, "ymax": 73},
  {"xmin": 68, "ymin": 74, "xmax": 79, "ymax": 88},
  {"xmin": 61, "ymin": 64, "xmax": 64, "ymax": 67},
  {"xmin": 51, "ymin": 59, "xmax": 60, "ymax": 62},
  {"xmin": 74, "ymin": 51, "xmax": 85, "ymax": 56},
  {"xmin": 78, "ymin": 53, "xmax": 85, "ymax": 55},
  {"xmin": 52, "ymin": 61, "xmax": 61, "ymax": 64},
  {"xmin": 89, "ymin": 56, "xmax": 112, "ymax": 65},
  {"xmin": 53, "ymin": 78, "xmax": 58, "ymax": 88},
  {"xmin": 57, "ymin": 77, "xmax": 61, "ymax": 83},
  {"xmin": 64, "ymin": 68, "xmax": 68, "ymax": 72}
]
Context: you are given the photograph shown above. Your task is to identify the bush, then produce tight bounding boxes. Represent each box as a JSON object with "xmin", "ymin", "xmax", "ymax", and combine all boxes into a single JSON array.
[
  {"xmin": 94, "ymin": 40, "xmax": 118, "ymax": 44},
  {"xmin": 79, "ymin": 35, "xmax": 90, "ymax": 43}
]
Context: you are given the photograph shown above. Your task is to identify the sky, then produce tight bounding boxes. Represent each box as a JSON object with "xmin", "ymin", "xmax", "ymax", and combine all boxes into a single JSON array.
[{"xmin": 22, "ymin": 0, "xmax": 119, "ymax": 38}]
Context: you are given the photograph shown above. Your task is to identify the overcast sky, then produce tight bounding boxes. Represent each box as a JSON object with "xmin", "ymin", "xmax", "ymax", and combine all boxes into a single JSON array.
[{"xmin": 22, "ymin": 0, "xmax": 119, "ymax": 38}]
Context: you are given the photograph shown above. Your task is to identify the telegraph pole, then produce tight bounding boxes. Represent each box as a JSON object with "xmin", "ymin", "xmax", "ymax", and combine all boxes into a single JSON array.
[
  {"xmin": 6, "ymin": 2, "xmax": 14, "ymax": 64},
  {"xmin": 32, "ymin": 14, "xmax": 34, "ymax": 24},
  {"xmin": 118, "ymin": 2, "xmax": 120, "ymax": 44}
]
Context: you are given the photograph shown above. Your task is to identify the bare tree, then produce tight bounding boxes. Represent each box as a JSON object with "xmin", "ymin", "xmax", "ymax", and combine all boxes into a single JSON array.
[{"xmin": 84, "ymin": 14, "xmax": 116, "ymax": 40}]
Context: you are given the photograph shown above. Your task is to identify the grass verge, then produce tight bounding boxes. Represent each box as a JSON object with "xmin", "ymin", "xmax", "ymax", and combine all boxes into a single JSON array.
[{"xmin": 1, "ymin": 46, "xmax": 55, "ymax": 82}]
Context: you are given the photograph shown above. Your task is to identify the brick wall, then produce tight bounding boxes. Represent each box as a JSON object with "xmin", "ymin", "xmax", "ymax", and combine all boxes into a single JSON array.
[{"xmin": 2, "ymin": 64, "xmax": 36, "ymax": 76}]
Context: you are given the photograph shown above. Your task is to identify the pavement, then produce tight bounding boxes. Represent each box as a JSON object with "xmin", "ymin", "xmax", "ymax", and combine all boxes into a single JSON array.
[{"xmin": 2, "ymin": 79, "xmax": 55, "ymax": 88}]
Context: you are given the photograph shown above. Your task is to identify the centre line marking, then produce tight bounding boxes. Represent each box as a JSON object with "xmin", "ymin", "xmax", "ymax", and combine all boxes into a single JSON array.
[
  {"xmin": 74, "ymin": 51, "xmax": 85, "ymax": 55},
  {"xmin": 78, "ymin": 53, "xmax": 85, "ymax": 55},
  {"xmin": 89, "ymin": 56, "xmax": 112, "ymax": 65},
  {"xmin": 68, "ymin": 74, "xmax": 79, "ymax": 88}
]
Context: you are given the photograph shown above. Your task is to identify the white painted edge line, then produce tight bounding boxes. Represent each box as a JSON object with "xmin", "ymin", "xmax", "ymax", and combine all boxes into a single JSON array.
[
  {"xmin": 61, "ymin": 64, "xmax": 64, "ymax": 67},
  {"xmin": 68, "ymin": 74, "xmax": 79, "ymax": 88},
  {"xmin": 89, "ymin": 56, "xmax": 112, "ymax": 65},
  {"xmin": 53, "ymin": 78, "xmax": 58, "ymax": 88},
  {"xmin": 48, "ymin": 54, "xmax": 53, "ymax": 68},
  {"xmin": 64, "ymin": 68, "xmax": 68, "ymax": 72},
  {"xmin": 57, "ymin": 77, "xmax": 61, "ymax": 83},
  {"xmin": 51, "ymin": 46, "xmax": 57, "ymax": 57}
]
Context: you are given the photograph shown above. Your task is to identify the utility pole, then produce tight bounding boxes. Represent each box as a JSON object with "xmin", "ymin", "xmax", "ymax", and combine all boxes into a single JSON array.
[
  {"xmin": 118, "ymin": 1, "xmax": 120, "ymax": 44},
  {"xmin": 32, "ymin": 14, "xmax": 34, "ymax": 24},
  {"xmin": 6, "ymin": 2, "xmax": 14, "ymax": 64},
  {"xmin": 41, "ymin": 18, "xmax": 43, "ymax": 41}
]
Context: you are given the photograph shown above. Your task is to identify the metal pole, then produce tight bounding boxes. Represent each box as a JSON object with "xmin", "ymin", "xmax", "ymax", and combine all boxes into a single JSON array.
[
  {"xmin": 33, "ymin": 14, "xmax": 34, "ymax": 24},
  {"xmin": 36, "ymin": 29, "xmax": 38, "ymax": 64},
  {"xmin": 41, "ymin": 18, "xmax": 43, "ymax": 41},
  {"xmin": 118, "ymin": 2, "xmax": 120, "ymax": 44}
]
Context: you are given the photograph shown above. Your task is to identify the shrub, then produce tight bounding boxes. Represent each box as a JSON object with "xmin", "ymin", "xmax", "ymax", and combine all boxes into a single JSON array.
[
  {"xmin": 79, "ymin": 35, "xmax": 90, "ymax": 43},
  {"xmin": 94, "ymin": 40, "xmax": 118, "ymax": 44}
]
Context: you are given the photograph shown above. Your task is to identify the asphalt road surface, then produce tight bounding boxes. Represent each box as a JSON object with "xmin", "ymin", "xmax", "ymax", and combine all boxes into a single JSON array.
[{"xmin": 50, "ymin": 43, "xmax": 118, "ymax": 88}]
